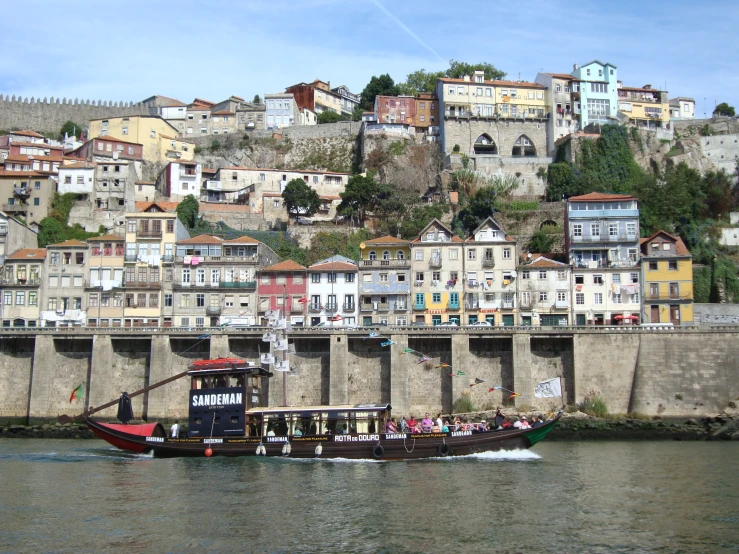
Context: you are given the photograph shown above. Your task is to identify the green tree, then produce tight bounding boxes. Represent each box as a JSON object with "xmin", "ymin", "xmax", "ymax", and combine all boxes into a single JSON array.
[
  {"xmin": 527, "ymin": 230, "xmax": 555, "ymax": 253},
  {"xmin": 337, "ymin": 174, "xmax": 381, "ymax": 222},
  {"xmin": 176, "ymin": 194, "xmax": 200, "ymax": 228},
  {"xmin": 359, "ymin": 74, "xmax": 399, "ymax": 111},
  {"xmin": 398, "ymin": 204, "xmax": 448, "ymax": 239},
  {"xmin": 701, "ymin": 169, "xmax": 736, "ymax": 219},
  {"xmin": 446, "ymin": 60, "xmax": 506, "ymax": 81},
  {"xmin": 282, "ymin": 178, "xmax": 320, "ymax": 218},
  {"xmin": 37, "ymin": 217, "xmax": 67, "ymax": 247},
  {"xmin": 252, "ymin": 95, "xmax": 261, "ymax": 104},
  {"xmin": 456, "ymin": 186, "xmax": 498, "ymax": 235},
  {"xmin": 713, "ymin": 102, "xmax": 735, "ymax": 117},
  {"xmin": 59, "ymin": 120, "xmax": 83, "ymax": 139},
  {"xmin": 351, "ymin": 104, "xmax": 365, "ymax": 122},
  {"xmin": 306, "ymin": 230, "xmax": 372, "ymax": 265},
  {"xmin": 316, "ymin": 111, "xmax": 345, "ymax": 124},
  {"xmin": 397, "ymin": 69, "xmax": 445, "ymax": 95}
]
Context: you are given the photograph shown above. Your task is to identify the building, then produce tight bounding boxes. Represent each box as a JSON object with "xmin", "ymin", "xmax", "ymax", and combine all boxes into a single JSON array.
[
  {"xmin": 172, "ymin": 234, "xmax": 278, "ymax": 328},
  {"xmin": 410, "ymin": 219, "xmax": 466, "ymax": 325},
  {"xmin": 41, "ymin": 239, "xmax": 90, "ymax": 327},
  {"xmin": 67, "ymin": 136, "xmax": 144, "ymax": 163},
  {"xmin": 464, "ymin": 217, "xmax": 518, "ymax": 326},
  {"xmin": 123, "ymin": 202, "xmax": 190, "ymax": 327},
  {"xmin": 669, "ymin": 97, "xmax": 696, "ymax": 120},
  {"xmin": 88, "ymin": 116, "xmax": 194, "ymax": 163},
  {"xmin": 436, "ymin": 71, "xmax": 548, "ymax": 159},
  {"xmin": 306, "ymin": 256, "xmax": 358, "ymax": 327},
  {"xmin": 257, "ymin": 260, "xmax": 307, "ymax": 325},
  {"xmin": 85, "ymin": 234, "xmax": 126, "ymax": 328},
  {"xmin": 0, "ymin": 248, "xmax": 45, "ymax": 328},
  {"xmin": 517, "ymin": 255, "xmax": 571, "ymax": 326},
  {"xmin": 0, "ymin": 212, "xmax": 38, "ymax": 265},
  {"xmin": 0, "ymin": 172, "xmax": 56, "ymax": 225},
  {"xmin": 414, "ymin": 92, "xmax": 439, "ymax": 131},
  {"xmin": 358, "ymin": 236, "xmax": 411, "ymax": 326},
  {"xmin": 134, "ymin": 180, "xmax": 157, "ymax": 202},
  {"xmin": 375, "ymin": 95, "xmax": 417, "ymax": 125},
  {"xmin": 570, "ymin": 61, "xmax": 619, "ymax": 130},
  {"xmin": 330, "ymin": 85, "xmax": 361, "ymax": 116},
  {"xmin": 285, "ymin": 80, "xmax": 343, "ymax": 114},
  {"xmin": 264, "ymin": 93, "xmax": 299, "ymax": 129},
  {"xmin": 640, "ymin": 231, "xmax": 693, "ymax": 325},
  {"xmin": 58, "ymin": 161, "xmax": 96, "ymax": 196},
  {"xmin": 91, "ymin": 159, "xmax": 137, "ymax": 221},
  {"xmin": 618, "ymin": 84, "xmax": 671, "ymax": 130},
  {"xmin": 565, "ymin": 192, "xmax": 641, "ymax": 325},
  {"xmin": 2, "ymin": 141, "xmax": 63, "ymax": 173},
  {"xmin": 298, "ymin": 107, "xmax": 317, "ymax": 126},
  {"xmin": 156, "ymin": 161, "xmax": 202, "ymax": 201},
  {"xmin": 535, "ymin": 72, "xmax": 580, "ymax": 155}
]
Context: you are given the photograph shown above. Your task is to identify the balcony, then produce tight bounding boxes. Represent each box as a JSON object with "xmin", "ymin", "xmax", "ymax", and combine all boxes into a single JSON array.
[
  {"xmin": 482, "ymin": 258, "xmax": 495, "ymax": 268},
  {"xmin": 2, "ymin": 203, "xmax": 26, "ymax": 212},
  {"xmin": 308, "ymin": 304, "xmax": 322, "ymax": 313},
  {"xmin": 413, "ymin": 300, "xmax": 426, "ymax": 310},
  {"xmin": 429, "ymin": 256, "xmax": 442, "ymax": 269},
  {"xmin": 219, "ymin": 281, "xmax": 256, "ymax": 290},
  {"xmin": 555, "ymin": 299, "xmax": 569, "ymax": 309},
  {"xmin": 0, "ymin": 278, "xmax": 40, "ymax": 287},
  {"xmin": 447, "ymin": 300, "xmax": 460, "ymax": 310},
  {"xmin": 572, "ymin": 234, "xmax": 636, "ymax": 244},
  {"xmin": 180, "ymin": 170, "xmax": 198, "ymax": 178},
  {"xmin": 124, "ymin": 254, "xmax": 138, "ymax": 262},
  {"xmin": 136, "ymin": 228, "xmax": 162, "ymax": 239},
  {"xmin": 162, "ymin": 254, "xmax": 174, "ymax": 263},
  {"xmin": 361, "ymin": 258, "xmax": 409, "ymax": 268},
  {"xmin": 502, "ymin": 301, "xmax": 514, "ymax": 309},
  {"xmin": 343, "ymin": 303, "xmax": 356, "ymax": 313},
  {"xmin": 325, "ymin": 304, "xmax": 339, "ymax": 314},
  {"xmin": 465, "ymin": 301, "xmax": 479, "ymax": 310},
  {"xmin": 206, "ymin": 306, "xmax": 221, "ymax": 315},
  {"xmin": 123, "ymin": 281, "xmax": 161, "ymax": 289},
  {"xmin": 176, "ymin": 254, "xmax": 258, "ymax": 264},
  {"xmin": 361, "ymin": 303, "xmax": 374, "ymax": 312},
  {"xmin": 645, "ymin": 291, "xmax": 692, "ymax": 301},
  {"xmin": 376, "ymin": 303, "xmax": 390, "ymax": 312},
  {"xmin": 519, "ymin": 298, "xmax": 534, "ymax": 309},
  {"xmin": 290, "ymin": 304, "xmax": 304, "ymax": 313}
]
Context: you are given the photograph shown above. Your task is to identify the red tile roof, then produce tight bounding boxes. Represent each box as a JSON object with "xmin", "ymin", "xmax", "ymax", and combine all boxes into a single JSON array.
[
  {"xmin": 11, "ymin": 129, "xmax": 45, "ymax": 138},
  {"xmin": 640, "ymin": 230, "xmax": 691, "ymax": 256},
  {"xmin": 261, "ymin": 260, "xmax": 306, "ymax": 272},
  {"xmin": 211, "ymin": 110, "xmax": 234, "ymax": 115},
  {"xmin": 177, "ymin": 234, "xmax": 223, "ymax": 245},
  {"xmin": 11, "ymin": 141, "xmax": 63, "ymax": 150},
  {"xmin": 363, "ymin": 235, "xmax": 410, "ymax": 245},
  {"xmin": 93, "ymin": 136, "xmax": 143, "ymax": 146},
  {"xmin": 59, "ymin": 161, "xmax": 96, "ymax": 169},
  {"xmin": 87, "ymin": 233, "xmax": 124, "ymax": 242},
  {"xmin": 6, "ymin": 248, "xmax": 46, "ymax": 260},
  {"xmin": 134, "ymin": 201, "xmax": 180, "ymax": 212},
  {"xmin": 222, "ymin": 235, "xmax": 259, "ymax": 244},
  {"xmin": 2, "ymin": 154, "xmax": 32, "ymax": 163},
  {"xmin": 0, "ymin": 171, "xmax": 49, "ymax": 178},
  {"xmin": 568, "ymin": 192, "xmax": 637, "ymax": 202},
  {"xmin": 546, "ymin": 73, "xmax": 576, "ymax": 80},
  {"xmin": 439, "ymin": 77, "xmax": 544, "ymax": 88},
  {"xmin": 49, "ymin": 238, "xmax": 88, "ymax": 247},
  {"xmin": 524, "ymin": 256, "xmax": 569, "ymax": 269},
  {"xmin": 308, "ymin": 261, "xmax": 357, "ymax": 271}
]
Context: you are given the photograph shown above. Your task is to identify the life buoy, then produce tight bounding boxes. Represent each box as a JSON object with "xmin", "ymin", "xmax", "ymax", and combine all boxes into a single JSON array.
[
  {"xmin": 256, "ymin": 443, "xmax": 266, "ymax": 456},
  {"xmin": 372, "ymin": 444, "xmax": 384, "ymax": 459},
  {"xmin": 282, "ymin": 442, "xmax": 292, "ymax": 456},
  {"xmin": 437, "ymin": 443, "xmax": 450, "ymax": 457}
]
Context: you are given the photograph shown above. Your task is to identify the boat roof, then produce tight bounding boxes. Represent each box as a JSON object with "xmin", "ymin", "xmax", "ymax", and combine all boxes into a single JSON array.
[{"xmin": 246, "ymin": 403, "xmax": 391, "ymax": 415}]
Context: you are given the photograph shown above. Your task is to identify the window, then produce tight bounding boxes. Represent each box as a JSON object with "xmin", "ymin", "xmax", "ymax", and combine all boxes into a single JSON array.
[
  {"xmin": 415, "ymin": 272, "xmax": 424, "ymax": 282},
  {"xmin": 415, "ymin": 250, "xmax": 423, "ymax": 261},
  {"xmin": 196, "ymin": 294, "xmax": 205, "ymax": 307},
  {"xmin": 557, "ymin": 292, "xmax": 567, "ymax": 303},
  {"xmin": 311, "ymin": 273, "xmax": 320, "ymax": 283},
  {"xmin": 432, "ymin": 293, "xmax": 441, "ymax": 303},
  {"xmin": 503, "ymin": 248, "xmax": 511, "ymax": 260},
  {"xmin": 626, "ymin": 223, "xmax": 636, "ymax": 237},
  {"xmin": 467, "ymin": 249, "xmax": 476, "ymax": 260},
  {"xmin": 590, "ymin": 82, "xmax": 608, "ymax": 94},
  {"xmin": 379, "ymin": 273, "xmax": 388, "ymax": 282},
  {"xmin": 164, "ymin": 294, "xmax": 173, "ymax": 307},
  {"xmin": 15, "ymin": 292, "xmax": 25, "ymax": 305},
  {"xmin": 345, "ymin": 273, "xmax": 355, "ymax": 283},
  {"xmin": 609, "ymin": 224, "xmax": 618, "ymax": 237},
  {"xmin": 612, "ymin": 273, "xmax": 621, "ymax": 284},
  {"xmin": 432, "ymin": 271, "xmax": 440, "ymax": 282},
  {"xmin": 668, "ymin": 261, "xmax": 678, "ymax": 270},
  {"xmin": 149, "ymin": 293, "xmax": 158, "ymax": 308},
  {"xmin": 613, "ymin": 293, "xmax": 621, "ymax": 304},
  {"xmin": 28, "ymin": 292, "xmax": 37, "ymax": 306},
  {"xmin": 538, "ymin": 270, "xmax": 547, "ymax": 280},
  {"xmin": 397, "ymin": 273, "xmax": 406, "ymax": 282},
  {"xmin": 630, "ymin": 273, "xmax": 639, "ymax": 284},
  {"xmin": 539, "ymin": 292, "xmax": 548, "ymax": 303},
  {"xmin": 594, "ymin": 293, "xmax": 603, "ymax": 305},
  {"xmin": 137, "ymin": 293, "xmax": 146, "ymax": 307},
  {"xmin": 593, "ymin": 275, "xmax": 603, "ymax": 285},
  {"xmin": 649, "ymin": 261, "xmax": 658, "ymax": 271},
  {"xmin": 449, "ymin": 249, "xmax": 458, "ymax": 260},
  {"xmin": 590, "ymin": 224, "xmax": 600, "ymax": 237},
  {"xmin": 521, "ymin": 270, "xmax": 530, "ymax": 280},
  {"xmin": 557, "ymin": 270, "xmax": 567, "ymax": 280}
]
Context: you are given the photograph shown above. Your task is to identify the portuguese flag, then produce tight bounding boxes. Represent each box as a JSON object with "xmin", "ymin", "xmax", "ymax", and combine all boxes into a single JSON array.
[{"xmin": 69, "ymin": 383, "xmax": 84, "ymax": 404}]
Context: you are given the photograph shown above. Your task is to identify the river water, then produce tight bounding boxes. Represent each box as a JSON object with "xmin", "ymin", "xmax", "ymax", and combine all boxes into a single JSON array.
[{"xmin": 0, "ymin": 439, "xmax": 737, "ymax": 554}]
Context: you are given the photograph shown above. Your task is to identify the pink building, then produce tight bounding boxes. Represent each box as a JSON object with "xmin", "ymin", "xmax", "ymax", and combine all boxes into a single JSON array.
[
  {"xmin": 374, "ymin": 95, "xmax": 417, "ymax": 125},
  {"xmin": 257, "ymin": 260, "xmax": 307, "ymax": 325}
]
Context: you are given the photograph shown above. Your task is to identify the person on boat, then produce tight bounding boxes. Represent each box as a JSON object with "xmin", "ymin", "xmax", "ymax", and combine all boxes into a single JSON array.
[
  {"xmin": 453, "ymin": 416, "xmax": 462, "ymax": 430},
  {"xmin": 501, "ymin": 418, "xmax": 513, "ymax": 429},
  {"xmin": 494, "ymin": 408, "xmax": 505, "ymax": 428},
  {"xmin": 266, "ymin": 425, "xmax": 276, "ymax": 437},
  {"xmin": 411, "ymin": 421, "xmax": 423, "ymax": 434},
  {"xmin": 385, "ymin": 418, "xmax": 398, "ymax": 433},
  {"xmin": 514, "ymin": 416, "xmax": 531, "ymax": 430},
  {"xmin": 399, "ymin": 416, "xmax": 409, "ymax": 432},
  {"xmin": 435, "ymin": 413, "xmax": 443, "ymax": 430},
  {"xmin": 170, "ymin": 421, "xmax": 180, "ymax": 438},
  {"xmin": 442, "ymin": 419, "xmax": 450, "ymax": 433},
  {"xmin": 421, "ymin": 413, "xmax": 434, "ymax": 433},
  {"xmin": 293, "ymin": 427, "xmax": 303, "ymax": 437},
  {"xmin": 407, "ymin": 415, "xmax": 418, "ymax": 431},
  {"xmin": 531, "ymin": 415, "xmax": 545, "ymax": 428},
  {"xmin": 341, "ymin": 424, "xmax": 349, "ymax": 434}
]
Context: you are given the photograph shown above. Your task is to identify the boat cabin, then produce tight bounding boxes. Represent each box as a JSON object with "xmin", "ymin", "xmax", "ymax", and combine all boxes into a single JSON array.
[
  {"xmin": 244, "ymin": 403, "xmax": 391, "ymax": 438},
  {"xmin": 187, "ymin": 358, "xmax": 272, "ymax": 438}
]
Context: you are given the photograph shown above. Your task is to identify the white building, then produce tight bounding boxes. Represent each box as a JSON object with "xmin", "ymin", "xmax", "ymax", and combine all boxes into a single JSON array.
[
  {"xmin": 58, "ymin": 162, "xmax": 96, "ymax": 195},
  {"xmin": 517, "ymin": 256, "xmax": 571, "ymax": 327},
  {"xmin": 307, "ymin": 256, "xmax": 358, "ymax": 327},
  {"xmin": 669, "ymin": 97, "xmax": 695, "ymax": 120},
  {"xmin": 156, "ymin": 161, "xmax": 201, "ymax": 201}
]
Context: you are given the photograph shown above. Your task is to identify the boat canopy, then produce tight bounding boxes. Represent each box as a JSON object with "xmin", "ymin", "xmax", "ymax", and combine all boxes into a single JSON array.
[{"xmin": 246, "ymin": 403, "xmax": 391, "ymax": 415}]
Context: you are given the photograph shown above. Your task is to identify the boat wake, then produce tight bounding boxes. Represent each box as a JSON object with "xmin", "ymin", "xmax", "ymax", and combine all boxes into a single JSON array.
[{"xmin": 433, "ymin": 449, "xmax": 542, "ymax": 462}]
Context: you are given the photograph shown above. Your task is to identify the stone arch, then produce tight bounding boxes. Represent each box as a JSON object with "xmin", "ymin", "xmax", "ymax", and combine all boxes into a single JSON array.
[
  {"xmin": 512, "ymin": 134, "xmax": 537, "ymax": 157},
  {"xmin": 473, "ymin": 133, "xmax": 498, "ymax": 155},
  {"xmin": 540, "ymin": 219, "xmax": 557, "ymax": 230}
]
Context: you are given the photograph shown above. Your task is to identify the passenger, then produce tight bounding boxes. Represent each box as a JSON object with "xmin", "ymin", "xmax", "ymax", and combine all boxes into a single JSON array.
[
  {"xmin": 435, "ymin": 413, "xmax": 443, "ymax": 430},
  {"xmin": 399, "ymin": 416, "xmax": 409, "ymax": 432},
  {"xmin": 309, "ymin": 422, "xmax": 317, "ymax": 435},
  {"xmin": 421, "ymin": 413, "xmax": 434, "ymax": 433},
  {"xmin": 478, "ymin": 420, "xmax": 487, "ymax": 432},
  {"xmin": 386, "ymin": 418, "xmax": 398, "ymax": 433},
  {"xmin": 170, "ymin": 420, "xmax": 180, "ymax": 438},
  {"xmin": 501, "ymin": 418, "xmax": 513, "ymax": 429},
  {"xmin": 407, "ymin": 415, "xmax": 418, "ymax": 431},
  {"xmin": 531, "ymin": 415, "xmax": 545, "ymax": 428},
  {"xmin": 453, "ymin": 416, "xmax": 462, "ymax": 430},
  {"xmin": 432, "ymin": 424, "xmax": 441, "ymax": 433},
  {"xmin": 341, "ymin": 424, "xmax": 349, "ymax": 434},
  {"xmin": 412, "ymin": 421, "xmax": 423, "ymax": 434},
  {"xmin": 266, "ymin": 425, "xmax": 276, "ymax": 437},
  {"xmin": 442, "ymin": 419, "xmax": 450, "ymax": 433},
  {"xmin": 369, "ymin": 419, "xmax": 376, "ymax": 434},
  {"xmin": 494, "ymin": 408, "xmax": 505, "ymax": 429},
  {"xmin": 516, "ymin": 416, "xmax": 531, "ymax": 429},
  {"xmin": 293, "ymin": 427, "xmax": 303, "ymax": 437}
]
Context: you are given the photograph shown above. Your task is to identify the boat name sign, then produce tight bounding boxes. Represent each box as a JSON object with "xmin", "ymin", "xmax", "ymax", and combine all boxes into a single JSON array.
[{"xmin": 191, "ymin": 392, "xmax": 243, "ymax": 408}]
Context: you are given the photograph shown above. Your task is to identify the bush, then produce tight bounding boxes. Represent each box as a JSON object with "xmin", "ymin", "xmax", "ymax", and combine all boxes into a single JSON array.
[
  {"xmin": 580, "ymin": 395, "xmax": 608, "ymax": 418},
  {"xmin": 452, "ymin": 392, "xmax": 475, "ymax": 414},
  {"xmin": 194, "ymin": 146, "xmax": 202, "ymax": 154},
  {"xmin": 453, "ymin": 144, "xmax": 461, "ymax": 153},
  {"xmin": 209, "ymin": 140, "xmax": 222, "ymax": 152}
]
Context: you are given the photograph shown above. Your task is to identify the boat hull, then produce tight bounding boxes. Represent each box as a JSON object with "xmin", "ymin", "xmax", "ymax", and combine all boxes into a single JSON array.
[{"xmin": 85, "ymin": 415, "xmax": 560, "ymax": 460}]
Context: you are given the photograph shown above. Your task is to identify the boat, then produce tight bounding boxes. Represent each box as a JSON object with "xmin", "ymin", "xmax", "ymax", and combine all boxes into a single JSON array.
[{"xmin": 82, "ymin": 309, "xmax": 561, "ymax": 459}]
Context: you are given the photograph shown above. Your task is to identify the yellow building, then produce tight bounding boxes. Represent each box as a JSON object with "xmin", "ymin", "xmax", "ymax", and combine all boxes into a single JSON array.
[
  {"xmin": 358, "ymin": 236, "xmax": 411, "ymax": 326},
  {"xmin": 640, "ymin": 231, "xmax": 693, "ymax": 325},
  {"xmin": 618, "ymin": 85, "xmax": 671, "ymax": 130},
  {"xmin": 122, "ymin": 202, "xmax": 190, "ymax": 327},
  {"xmin": 410, "ymin": 219, "xmax": 466, "ymax": 325},
  {"xmin": 88, "ymin": 116, "xmax": 195, "ymax": 163},
  {"xmin": 85, "ymin": 234, "xmax": 126, "ymax": 327}
]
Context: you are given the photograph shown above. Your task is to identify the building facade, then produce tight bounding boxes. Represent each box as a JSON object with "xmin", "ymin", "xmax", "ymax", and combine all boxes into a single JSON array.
[
  {"xmin": 86, "ymin": 234, "xmax": 125, "ymax": 328},
  {"xmin": 414, "ymin": 93, "xmax": 439, "ymax": 130},
  {"xmin": 88, "ymin": 116, "xmax": 194, "ymax": 163},
  {"xmin": 535, "ymin": 72, "xmax": 579, "ymax": 155},
  {"xmin": 375, "ymin": 95, "xmax": 417, "ymax": 125},
  {"xmin": 517, "ymin": 256, "xmax": 571, "ymax": 326},
  {"xmin": 669, "ymin": 97, "xmax": 695, "ymax": 120},
  {"xmin": 358, "ymin": 236, "xmax": 411, "ymax": 326},
  {"xmin": 1, "ymin": 248, "xmax": 45, "ymax": 328},
  {"xmin": 640, "ymin": 231, "xmax": 693, "ymax": 325},
  {"xmin": 618, "ymin": 84, "xmax": 671, "ymax": 130},
  {"xmin": 264, "ymin": 93, "xmax": 299, "ymax": 129},
  {"xmin": 41, "ymin": 239, "xmax": 89, "ymax": 327},
  {"xmin": 257, "ymin": 260, "xmax": 307, "ymax": 326},
  {"xmin": 0, "ymin": 172, "xmax": 56, "ymax": 225},
  {"xmin": 565, "ymin": 192, "xmax": 641, "ymax": 325},
  {"xmin": 330, "ymin": 85, "xmax": 361, "ymax": 116},
  {"xmin": 156, "ymin": 161, "xmax": 202, "ymax": 201},
  {"xmin": 570, "ymin": 60, "xmax": 619, "ymax": 129},
  {"xmin": 0, "ymin": 212, "xmax": 37, "ymax": 265},
  {"xmin": 307, "ymin": 256, "xmax": 358, "ymax": 326}
]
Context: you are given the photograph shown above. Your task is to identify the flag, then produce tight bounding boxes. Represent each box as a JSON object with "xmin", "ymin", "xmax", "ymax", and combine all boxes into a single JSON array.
[
  {"xmin": 435, "ymin": 363, "xmax": 451, "ymax": 369},
  {"xmin": 534, "ymin": 377, "xmax": 562, "ymax": 398},
  {"xmin": 69, "ymin": 383, "xmax": 84, "ymax": 404},
  {"xmin": 470, "ymin": 378, "xmax": 485, "ymax": 387},
  {"xmin": 364, "ymin": 331, "xmax": 381, "ymax": 340},
  {"xmin": 380, "ymin": 340, "xmax": 396, "ymax": 347},
  {"xmin": 400, "ymin": 348, "xmax": 414, "ymax": 355},
  {"xmin": 197, "ymin": 333, "xmax": 211, "ymax": 339},
  {"xmin": 456, "ymin": 370, "xmax": 465, "ymax": 376},
  {"xmin": 416, "ymin": 355, "xmax": 429, "ymax": 364},
  {"xmin": 507, "ymin": 392, "xmax": 521, "ymax": 400},
  {"xmin": 297, "ymin": 297, "xmax": 309, "ymax": 304},
  {"xmin": 488, "ymin": 387, "xmax": 495, "ymax": 393},
  {"xmin": 331, "ymin": 315, "xmax": 343, "ymax": 321}
]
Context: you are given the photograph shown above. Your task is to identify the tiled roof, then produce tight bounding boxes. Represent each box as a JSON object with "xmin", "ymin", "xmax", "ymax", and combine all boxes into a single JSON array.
[
  {"xmin": 568, "ymin": 192, "xmax": 637, "ymax": 202},
  {"xmin": 308, "ymin": 261, "xmax": 357, "ymax": 271},
  {"xmin": 546, "ymin": 73, "xmax": 576, "ymax": 80},
  {"xmin": 202, "ymin": 167, "xmax": 217, "ymax": 173},
  {"xmin": 640, "ymin": 230, "xmax": 691, "ymax": 256},
  {"xmin": 134, "ymin": 201, "xmax": 180, "ymax": 212},
  {"xmin": 439, "ymin": 77, "xmax": 544, "ymax": 88},
  {"xmin": 524, "ymin": 256, "xmax": 569, "ymax": 269},
  {"xmin": 177, "ymin": 234, "xmax": 223, "ymax": 245},
  {"xmin": 3, "ymin": 154, "xmax": 32, "ymax": 163},
  {"xmin": 135, "ymin": 180, "xmax": 155, "ymax": 185},
  {"xmin": 49, "ymin": 239, "xmax": 87, "ymax": 247},
  {"xmin": 222, "ymin": 235, "xmax": 259, "ymax": 244},
  {"xmin": 59, "ymin": 161, "xmax": 96, "ymax": 169},
  {"xmin": 211, "ymin": 110, "xmax": 234, "ymax": 115},
  {"xmin": 220, "ymin": 166, "xmax": 348, "ymax": 176},
  {"xmin": 11, "ymin": 129, "xmax": 45, "ymax": 138},
  {"xmin": 93, "ymin": 136, "xmax": 142, "ymax": 146},
  {"xmin": 363, "ymin": 235, "xmax": 410, "ymax": 245},
  {"xmin": 261, "ymin": 260, "xmax": 306, "ymax": 272},
  {"xmin": 6, "ymin": 248, "xmax": 46, "ymax": 260},
  {"xmin": 0, "ymin": 171, "xmax": 48, "ymax": 177},
  {"xmin": 412, "ymin": 235, "xmax": 463, "ymax": 243},
  {"xmin": 87, "ymin": 233, "xmax": 124, "ymax": 242},
  {"xmin": 10, "ymin": 141, "xmax": 63, "ymax": 150}
]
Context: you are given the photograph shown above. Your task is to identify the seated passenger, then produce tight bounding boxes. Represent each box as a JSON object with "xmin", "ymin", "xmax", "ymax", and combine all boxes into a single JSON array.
[
  {"xmin": 421, "ymin": 413, "xmax": 434, "ymax": 433},
  {"xmin": 399, "ymin": 416, "xmax": 409, "ymax": 432},
  {"xmin": 341, "ymin": 424, "xmax": 349, "ymax": 434},
  {"xmin": 266, "ymin": 426, "xmax": 276, "ymax": 437},
  {"xmin": 442, "ymin": 419, "xmax": 450, "ymax": 433},
  {"xmin": 516, "ymin": 416, "xmax": 531, "ymax": 429},
  {"xmin": 293, "ymin": 428, "xmax": 303, "ymax": 437},
  {"xmin": 431, "ymin": 424, "xmax": 441, "ymax": 433},
  {"xmin": 407, "ymin": 415, "xmax": 418, "ymax": 431},
  {"xmin": 501, "ymin": 418, "xmax": 513, "ymax": 429},
  {"xmin": 386, "ymin": 418, "xmax": 398, "ymax": 433},
  {"xmin": 412, "ymin": 422, "xmax": 423, "ymax": 434}
]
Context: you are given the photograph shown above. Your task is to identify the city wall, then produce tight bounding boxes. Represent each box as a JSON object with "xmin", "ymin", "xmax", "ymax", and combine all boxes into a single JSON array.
[
  {"xmin": 0, "ymin": 95, "xmax": 148, "ymax": 134},
  {"xmin": 0, "ymin": 327, "xmax": 736, "ymax": 424}
]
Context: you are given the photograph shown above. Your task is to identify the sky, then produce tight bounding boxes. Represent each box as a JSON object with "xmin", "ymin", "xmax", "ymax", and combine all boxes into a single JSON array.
[{"xmin": 1, "ymin": 0, "xmax": 737, "ymax": 114}]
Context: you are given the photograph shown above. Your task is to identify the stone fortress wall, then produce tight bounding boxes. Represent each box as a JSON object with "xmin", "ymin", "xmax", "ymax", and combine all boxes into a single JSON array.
[{"xmin": 1, "ymin": 327, "xmax": 736, "ymax": 424}]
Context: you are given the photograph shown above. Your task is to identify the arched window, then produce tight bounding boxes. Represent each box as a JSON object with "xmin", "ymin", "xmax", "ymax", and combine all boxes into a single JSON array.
[
  {"xmin": 396, "ymin": 250, "xmax": 405, "ymax": 260},
  {"xmin": 369, "ymin": 251, "xmax": 377, "ymax": 261},
  {"xmin": 473, "ymin": 133, "xmax": 498, "ymax": 155},
  {"xmin": 540, "ymin": 219, "xmax": 557, "ymax": 230},
  {"xmin": 382, "ymin": 250, "xmax": 390, "ymax": 260},
  {"xmin": 512, "ymin": 135, "xmax": 536, "ymax": 157},
  {"xmin": 13, "ymin": 318, "xmax": 25, "ymax": 327}
]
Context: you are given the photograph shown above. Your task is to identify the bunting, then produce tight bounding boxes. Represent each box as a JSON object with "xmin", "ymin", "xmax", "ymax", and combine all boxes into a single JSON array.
[{"xmin": 470, "ymin": 378, "xmax": 485, "ymax": 387}]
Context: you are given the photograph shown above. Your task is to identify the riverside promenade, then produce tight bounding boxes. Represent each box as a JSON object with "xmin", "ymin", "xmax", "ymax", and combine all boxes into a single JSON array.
[{"xmin": 1, "ymin": 325, "xmax": 737, "ymax": 423}]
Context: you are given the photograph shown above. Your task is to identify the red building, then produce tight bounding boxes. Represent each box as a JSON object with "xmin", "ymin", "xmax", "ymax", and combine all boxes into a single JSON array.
[
  {"xmin": 69, "ymin": 136, "xmax": 144, "ymax": 162},
  {"xmin": 257, "ymin": 260, "xmax": 307, "ymax": 324},
  {"xmin": 374, "ymin": 95, "xmax": 417, "ymax": 125}
]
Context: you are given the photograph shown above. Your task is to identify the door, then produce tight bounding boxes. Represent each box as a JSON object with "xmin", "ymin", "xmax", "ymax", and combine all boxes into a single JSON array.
[
  {"xmin": 521, "ymin": 316, "xmax": 531, "ymax": 326},
  {"xmin": 363, "ymin": 316, "xmax": 372, "ymax": 326},
  {"xmin": 576, "ymin": 314, "xmax": 586, "ymax": 326},
  {"xmin": 209, "ymin": 316, "xmax": 219, "ymax": 327},
  {"xmin": 670, "ymin": 305, "xmax": 680, "ymax": 326},
  {"xmin": 650, "ymin": 305, "xmax": 659, "ymax": 323},
  {"xmin": 502, "ymin": 314, "xmax": 514, "ymax": 327}
]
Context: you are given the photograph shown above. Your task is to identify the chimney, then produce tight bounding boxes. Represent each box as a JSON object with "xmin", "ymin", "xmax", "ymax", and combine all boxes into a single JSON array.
[
  {"xmin": 643, "ymin": 84, "xmax": 652, "ymax": 90},
  {"xmin": 463, "ymin": 75, "xmax": 471, "ymax": 82},
  {"xmin": 573, "ymin": 63, "xmax": 579, "ymax": 71}
]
